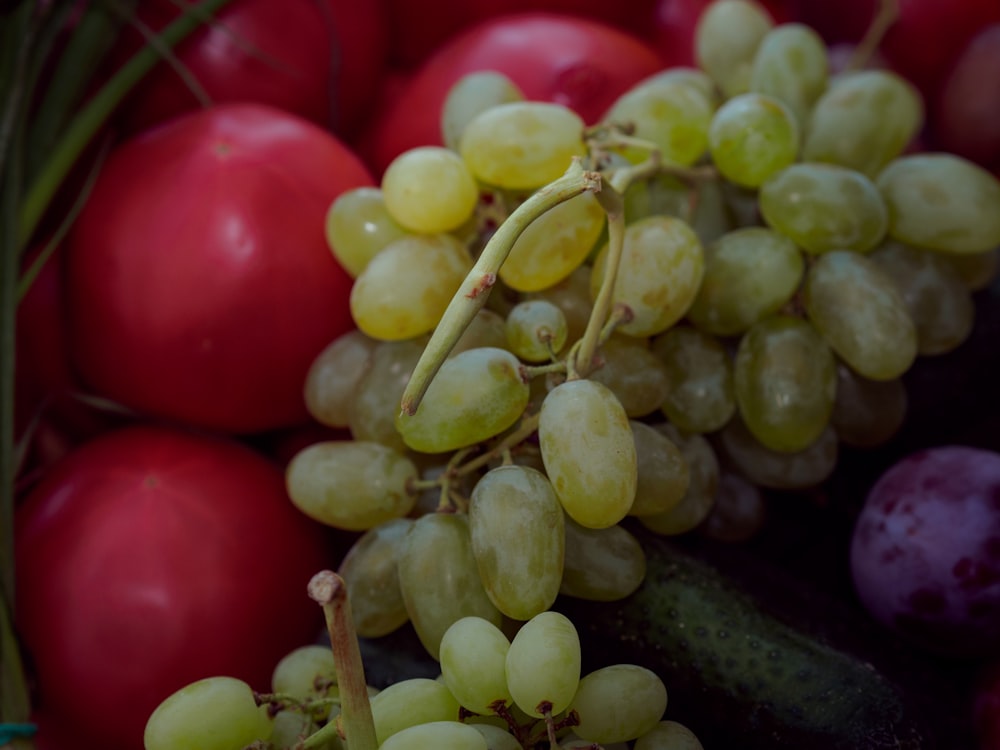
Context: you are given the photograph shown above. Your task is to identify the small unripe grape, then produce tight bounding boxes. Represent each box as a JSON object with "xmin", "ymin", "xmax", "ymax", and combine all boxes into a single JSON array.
[{"xmin": 505, "ymin": 300, "xmax": 568, "ymax": 362}]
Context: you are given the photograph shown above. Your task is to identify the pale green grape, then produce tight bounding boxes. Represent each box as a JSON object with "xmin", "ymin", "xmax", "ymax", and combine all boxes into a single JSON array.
[
  {"xmin": 944, "ymin": 247, "xmax": 1000, "ymax": 291},
  {"xmin": 460, "ymin": 102, "xmax": 586, "ymax": 189},
  {"xmin": 397, "ymin": 513, "xmax": 502, "ymax": 660},
  {"xmin": 325, "ymin": 187, "xmax": 409, "ymax": 278},
  {"xmin": 505, "ymin": 611, "xmax": 581, "ymax": 718},
  {"xmin": 442, "ymin": 71, "xmax": 525, "ymax": 152},
  {"xmin": 686, "ymin": 227, "xmax": 805, "ymax": 336},
  {"xmin": 469, "ymin": 465, "xmax": 565, "ymax": 620},
  {"xmin": 830, "ymin": 362, "xmax": 907, "ymax": 448},
  {"xmin": 350, "ymin": 233, "xmax": 472, "ymax": 341},
  {"xmin": 569, "ymin": 665, "xmax": 667, "ymax": 744},
  {"xmin": 304, "ymin": 330, "xmax": 377, "ymax": 428},
  {"xmin": 370, "ymin": 678, "xmax": 461, "ymax": 745},
  {"xmin": 700, "ymin": 470, "xmax": 766, "ymax": 542},
  {"xmin": 624, "ymin": 173, "xmax": 696, "ymax": 227},
  {"xmin": 629, "ymin": 67, "xmax": 721, "ymax": 108},
  {"xmin": 379, "ymin": 721, "xmax": 488, "ymax": 750},
  {"xmin": 269, "ymin": 710, "xmax": 327, "ymax": 750},
  {"xmin": 707, "ymin": 93, "xmax": 799, "ymax": 187},
  {"xmin": 539, "ymin": 379, "xmax": 637, "ymax": 529},
  {"xmin": 349, "ymin": 338, "xmax": 425, "ymax": 453},
  {"xmin": 271, "ymin": 645, "xmax": 336, "ymax": 701},
  {"xmin": 590, "ymin": 216, "xmax": 705, "ymax": 337},
  {"xmin": 523, "ymin": 264, "xmax": 594, "ymax": 345},
  {"xmin": 439, "ymin": 616, "xmax": 513, "ymax": 714},
  {"xmin": 640, "ymin": 424, "xmax": 719, "ymax": 536},
  {"xmin": 651, "ymin": 325, "xmax": 736, "ymax": 434},
  {"xmin": 589, "ymin": 335, "xmax": 672, "ymax": 418},
  {"xmin": 734, "ymin": 316, "xmax": 837, "ymax": 453},
  {"xmin": 750, "ymin": 23, "xmax": 828, "ymax": 127},
  {"xmin": 718, "ymin": 417, "xmax": 838, "ymax": 490},
  {"xmin": 285, "ymin": 441, "xmax": 417, "ymax": 531},
  {"xmin": 505, "ymin": 300, "xmax": 568, "ymax": 362},
  {"xmin": 634, "ymin": 720, "xmax": 705, "ymax": 750},
  {"xmin": 397, "ymin": 347, "xmax": 529, "ymax": 454},
  {"xmin": 451, "ymin": 309, "xmax": 510, "ymax": 357},
  {"xmin": 382, "ymin": 147, "xmax": 479, "ymax": 233},
  {"xmin": 759, "ymin": 163, "xmax": 888, "ymax": 254},
  {"xmin": 144, "ymin": 676, "xmax": 271, "ymax": 750},
  {"xmin": 876, "ymin": 153, "xmax": 1000, "ymax": 254},
  {"xmin": 560, "ymin": 518, "xmax": 646, "ymax": 601},
  {"xmin": 338, "ymin": 518, "xmax": 413, "ymax": 637},
  {"xmin": 803, "ymin": 70, "xmax": 923, "ymax": 177},
  {"xmin": 695, "ymin": 0, "xmax": 774, "ymax": 98},
  {"xmin": 630, "ymin": 421, "xmax": 690, "ymax": 516},
  {"xmin": 468, "ymin": 723, "xmax": 521, "ymax": 750},
  {"xmin": 803, "ymin": 250, "xmax": 917, "ymax": 380}
]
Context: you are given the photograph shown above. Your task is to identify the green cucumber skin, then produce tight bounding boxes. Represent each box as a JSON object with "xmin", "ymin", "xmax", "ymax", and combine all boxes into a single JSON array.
[{"xmin": 557, "ymin": 527, "xmax": 928, "ymax": 750}]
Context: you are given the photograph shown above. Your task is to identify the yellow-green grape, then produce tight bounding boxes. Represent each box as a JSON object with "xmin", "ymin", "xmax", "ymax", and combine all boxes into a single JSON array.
[
  {"xmin": 640, "ymin": 424, "xmax": 719, "ymax": 535},
  {"xmin": 590, "ymin": 216, "xmax": 705, "ymax": 338},
  {"xmin": 695, "ymin": 0, "xmax": 774, "ymax": 98},
  {"xmin": 539, "ymin": 379, "xmax": 638, "ymax": 529},
  {"xmin": 325, "ymin": 187, "xmax": 410, "ymax": 278},
  {"xmin": 569, "ymin": 665, "xmax": 667, "ymax": 744},
  {"xmin": 338, "ymin": 518, "xmax": 413, "ymax": 637},
  {"xmin": 686, "ymin": 227, "xmax": 805, "ymax": 336},
  {"xmin": 629, "ymin": 421, "xmax": 690, "ymax": 516},
  {"xmin": 523, "ymin": 264, "xmax": 593, "ymax": 344},
  {"xmin": 469, "ymin": 465, "xmax": 565, "ymax": 620},
  {"xmin": 144, "ymin": 676, "xmax": 271, "ymax": 750},
  {"xmin": 349, "ymin": 338, "xmax": 424, "ymax": 453},
  {"xmin": 718, "ymin": 416, "xmax": 838, "ymax": 490},
  {"xmin": 304, "ymin": 330, "xmax": 377, "ymax": 428},
  {"xmin": 803, "ymin": 250, "xmax": 917, "ymax": 380},
  {"xmin": 379, "ymin": 721, "xmax": 488, "ymax": 750},
  {"xmin": 759, "ymin": 163, "xmax": 888, "ymax": 254},
  {"xmin": 350, "ymin": 233, "xmax": 472, "ymax": 341},
  {"xmin": 604, "ymin": 76, "xmax": 714, "ymax": 166},
  {"xmin": 397, "ymin": 513, "xmax": 502, "ymax": 660},
  {"xmin": 500, "ymin": 192, "xmax": 605, "ymax": 292},
  {"xmin": 944, "ymin": 247, "xmax": 1000, "ymax": 291},
  {"xmin": 271, "ymin": 645, "xmax": 336, "ymax": 702},
  {"xmin": 504, "ymin": 300, "xmax": 568, "ymax": 362},
  {"xmin": 440, "ymin": 616, "xmax": 514, "ymax": 714},
  {"xmin": 269, "ymin": 710, "xmax": 324, "ymax": 750},
  {"xmin": 451, "ymin": 309, "xmax": 510, "ymax": 357},
  {"xmin": 560, "ymin": 518, "xmax": 646, "ymax": 602},
  {"xmin": 876, "ymin": 153, "xmax": 1000, "ymax": 254},
  {"xmin": 589, "ymin": 335, "xmax": 672, "ymax": 418},
  {"xmin": 700, "ymin": 470, "xmax": 767, "ymax": 542},
  {"xmin": 830, "ymin": 362, "xmax": 907, "ymax": 448},
  {"xmin": 460, "ymin": 102, "xmax": 586, "ymax": 189},
  {"xmin": 624, "ymin": 173, "xmax": 693, "ymax": 227},
  {"xmin": 381, "ymin": 147, "xmax": 479, "ymax": 233},
  {"xmin": 285, "ymin": 441, "xmax": 417, "ymax": 531},
  {"xmin": 468, "ymin": 724, "xmax": 520, "ymax": 750},
  {"xmin": 636, "ymin": 67, "xmax": 722, "ymax": 108},
  {"xmin": 397, "ymin": 347, "xmax": 529, "ymax": 454},
  {"xmin": 734, "ymin": 316, "xmax": 837, "ymax": 453},
  {"xmin": 370, "ymin": 678, "xmax": 461, "ymax": 745},
  {"xmin": 634, "ymin": 720, "xmax": 705, "ymax": 750},
  {"xmin": 651, "ymin": 325, "xmax": 736, "ymax": 434},
  {"xmin": 708, "ymin": 93, "xmax": 799, "ymax": 188},
  {"xmin": 750, "ymin": 23, "xmax": 828, "ymax": 128},
  {"xmin": 505, "ymin": 611, "xmax": 581, "ymax": 718},
  {"xmin": 441, "ymin": 71, "xmax": 525, "ymax": 152}
]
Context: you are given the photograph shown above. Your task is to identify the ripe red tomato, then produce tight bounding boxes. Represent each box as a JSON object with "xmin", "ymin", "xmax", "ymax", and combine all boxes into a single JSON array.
[
  {"xmin": 15, "ymin": 424, "xmax": 336, "ymax": 750},
  {"xmin": 66, "ymin": 103, "xmax": 373, "ymax": 434},
  {"xmin": 362, "ymin": 13, "xmax": 665, "ymax": 175}
]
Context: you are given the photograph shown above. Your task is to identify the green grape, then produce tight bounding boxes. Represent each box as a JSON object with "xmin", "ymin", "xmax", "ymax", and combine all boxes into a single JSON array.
[
  {"xmin": 452, "ymin": 309, "xmax": 510, "ymax": 357},
  {"xmin": 397, "ymin": 513, "xmax": 502, "ymax": 660},
  {"xmin": 539, "ymin": 379, "xmax": 638, "ymax": 529},
  {"xmin": 630, "ymin": 421, "xmax": 690, "ymax": 517},
  {"xmin": 720, "ymin": 180, "xmax": 761, "ymax": 228},
  {"xmin": 570, "ymin": 664, "xmax": 668, "ymax": 744},
  {"xmin": 944, "ymin": 247, "xmax": 1000, "ymax": 291},
  {"xmin": 500, "ymin": 191, "xmax": 606, "ymax": 292},
  {"xmin": 560, "ymin": 518, "xmax": 646, "ymax": 601},
  {"xmin": 637, "ymin": 67, "xmax": 721, "ymax": 107},
  {"xmin": 370, "ymin": 677, "xmax": 461, "ymax": 745},
  {"xmin": 707, "ymin": 93, "xmax": 799, "ymax": 188},
  {"xmin": 750, "ymin": 23, "xmax": 828, "ymax": 127},
  {"xmin": 759, "ymin": 163, "xmax": 888, "ymax": 254},
  {"xmin": 651, "ymin": 325, "xmax": 736, "ymax": 434},
  {"xmin": 324, "ymin": 187, "xmax": 410, "ymax": 278},
  {"xmin": 468, "ymin": 723, "xmax": 521, "ymax": 750},
  {"xmin": 271, "ymin": 645, "xmax": 336, "ymax": 701},
  {"xmin": 734, "ymin": 316, "xmax": 837, "ymax": 453},
  {"xmin": 718, "ymin": 416, "xmax": 838, "ymax": 490},
  {"xmin": 624, "ymin": 173, "xmax": 696, "ymax": 226},
  {"xmin": 524, "ymin": 264, "xmax": 594, "ymax": 345},
  {"xmin": 379, "ymin": 721, "xmax": 489, "ymax": 750},
  {"xmin": 686, "ymin": 227, "xmax": 805, "ymax": 336},
  {"xmin": 590, "ymin": 216, "xmax": 705, "ymax": 337},
  {"xmin": 338, "ymin": 518, "xmax": 413, "ymax": 638},
  {"xmin": 695, "ymin": 0, "xmax": 774, "ymax": 98},
  {"xmin": 469, "ymin": 465, "xmax": 565, "ymax": 620},
  {"xmin": 505, "ymin": 611, "xmax": 582, "ymax": 718},
  {"xmin": 349, "ymin": 338, "xmax": 425, "ymax": 453},
  {"xmin": 589, "ymin": 335, "xmax": 672, "ymax": 418},
  {"xmin": 830, "ymin": 362, "xmax": 907, "ymax": 448},
  {"xmin": 269, "ymin": 710, "xmax": 327, "ymax": 750},
  {"xmin": 439, "ymin": 616, "xmax": 514, "ymax": 714},
  {"xmin": 460, "ymin": 102, "xmax": 586, "ymax": 189},
  {"xmin": 700, "ymin": 470, "xmax": 767, "ymax": 542},
  {"xmin": 505, "ymin": 300, "xmax": 569, "ymax": 362},
  {"xmin": 687, "ymin": 178, "xmax": 733, "ymax": 248},
  {"xmin": 350, "ymin": 232, "xmax": 473, "ymax": 341},
  {"xmin": 634, "ymin": 720, "xmax": 705, "ymax": 750},
  {"xmin": 304, "ymin": 330, "xmax": 377, "ymax": 428},
  {"xmin": 640, "ymin": 424, "xmax": 719, "ymax": 536},
  {"xmin": 441, "ymin": 71, "xmax": 525, "ymax": 151},
  {"xmin": 144, "ymin": 676, "xmax": 271, "ymax": 750},
  {"xmin": 803, "ymin": 70, "xmax": 923, "ymax": 178},
  {"xmin": 397, "ymin": 347, "xmax": 530, "ymax": 454},
  {"xmin": 381, "ymin": 147, "xmax": 479, "ymax": 234},
  {"xmin": 876, "ymin": 153, "xmax": 1000, "ymax": 254},
  {"xmin": 803, "ymin": 250, "xmax": 917, "ymax": 380},
  {"xmin": 285, "ymin": 441, "xmax": 417, "ymax": 531}
]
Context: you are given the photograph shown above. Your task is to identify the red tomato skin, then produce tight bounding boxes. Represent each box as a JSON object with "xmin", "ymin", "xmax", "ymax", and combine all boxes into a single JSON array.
[
  {"xmin": 363, "ymin": 13, "xmax": 665, "ymax": 175},
  {"xmin": 15, "ymin": 424, "xmax": 335, "ymax": 750},
  {"xmin": 67, "ymin": 103, "xmax": 373, "ymax": 434}
]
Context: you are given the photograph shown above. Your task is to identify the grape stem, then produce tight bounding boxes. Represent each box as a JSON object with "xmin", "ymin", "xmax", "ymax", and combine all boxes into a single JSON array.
[{"xmin": 845, "ymin": 0, "xmax": 900, "ymax": 72}]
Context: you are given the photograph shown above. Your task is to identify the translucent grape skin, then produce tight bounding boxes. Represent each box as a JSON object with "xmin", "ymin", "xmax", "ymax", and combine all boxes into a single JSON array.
[
  {"xmin": 630, "ymin": 420, "xmax": 690, "ymax": 516},
  {"xmin": 830, "ymin": 362, "xmax": 908, "ymax": 449},
  {"xmin": 505, "ymin": 611, "xmax": 582, "ymax": 718},
  {"xmin": 634, "ymin": 720, "xmax": 705, "ymax": 750},
  {"xmin": 369, "ymin": 677, "xmax": 462, "ymax": 745},
  {"xmin": 504, "ymin": 300, "xmax": 569, "ymax": 362},
  {"xmin": 304, "ymin": 330, "xmax": 377, "ymax": 428},
  {"xmin": 349, "ymin": 338, "xmax": 425, "ymax": 453},
  {"xmin": 569, "ymin": 665, "xmax": 668, "ymax": 744},
  {"xmin": 338, "ymin": 518, "xmax": 414, "ymax": 638},
  {"xmin": 381, "ymin": 146, "xmax": 480, "ymax": 234},
  {"xmin": 560, "ymin": 518, "xmax": 647, "ymax": 602},
  {"xmin": 441, "ymin": 71, "xmax": 525, "ymax": 152},
  {"xmin": 750, "ymin": 23, "xmax": 828, "ymax": 127},
  {"xmin": 270, "ymin": 645, "xmax": 337, "ymax": 702},
  {"xmin": 325, "ymin": 187, "xmax": 409, "ymax": 277},
  {"xmin": 439, "ymin": 616, "xmax": 513, "ymax": 715},
  {"xmin": 717, "ymin": 416, "xmax": 838, "ymax": 491},
  {"xmin": 695, "ymin": 0, "xmax": 774, "ymax": 98},
  {"xmin": 707, "ymin": 92, "xmax": 799, "ymax": 188},
  {"xmin": 378, "ymin": 721, "xmax": 488, "ymax": 750},
  {"xmin": 589, "ymin": 335, "xmax": 672, "ymax": 419},
  {"xmin": 640, "ymin": 424, "xmax": 719, "ymax": 535}
]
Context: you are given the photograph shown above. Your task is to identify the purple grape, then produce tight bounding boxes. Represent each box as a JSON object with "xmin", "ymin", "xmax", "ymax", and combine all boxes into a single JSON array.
[{"xmin": 850, "ymin": 445, "xmax": 1000, "ymax": 658}]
